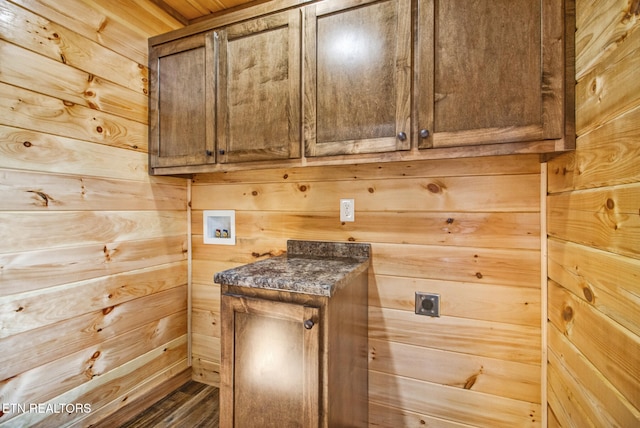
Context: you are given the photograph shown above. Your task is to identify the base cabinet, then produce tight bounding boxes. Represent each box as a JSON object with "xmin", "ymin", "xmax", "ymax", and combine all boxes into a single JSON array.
[{"xmin": 220, "ymin": 272, "xmax": 368, "ymax": 428}]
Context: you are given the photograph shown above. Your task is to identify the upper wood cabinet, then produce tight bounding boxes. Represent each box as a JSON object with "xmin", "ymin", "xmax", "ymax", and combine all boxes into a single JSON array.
[
  {"xmin": 415, "ymin": 0, "xmax": 570, "ymax": 150},
  {"xmin": 303, "ymin": 0, "xmax": 412, "ymax": 157},
  {"xmin": 148, "ymin": 11, "xmax": 301, "ymax": 174},
  {"xmin": 148, "ymin": 0, "xmax": 574, "ymax": 175},
  {"xmin": 148, "ymin": 32, "xmax": 216, "ymax": 170},
  {"xmin": 217, "ymin": 10, "xmax": 301, "ymax": 163}
]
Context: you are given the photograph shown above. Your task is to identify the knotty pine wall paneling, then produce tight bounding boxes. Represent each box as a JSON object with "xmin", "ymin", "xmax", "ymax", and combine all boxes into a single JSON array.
[
  {"xmin": 546, "ymin": 0, "xmax": 640, "ymax": 426},
  {"xmin": 0, "ymin": 0, "xmax": 190, "ymax": 426},
  {"xmin": 192, "ymin": 155, "xmax": 544, "ymax": 426}
]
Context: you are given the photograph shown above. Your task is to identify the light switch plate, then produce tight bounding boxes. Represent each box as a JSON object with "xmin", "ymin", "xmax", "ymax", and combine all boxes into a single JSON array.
[{"xmin": 340, "ymin": 198, "xmax": 354, "ymax": 222}]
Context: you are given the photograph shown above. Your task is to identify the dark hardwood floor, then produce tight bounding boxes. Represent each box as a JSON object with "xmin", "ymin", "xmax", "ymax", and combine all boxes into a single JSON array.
[{"xmin": 96, "ymin": 381, "xmax": 220, "ymax": 428}]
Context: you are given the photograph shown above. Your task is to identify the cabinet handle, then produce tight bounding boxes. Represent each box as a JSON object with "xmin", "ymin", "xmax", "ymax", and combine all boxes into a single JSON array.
[
  {"xmin": 219, "ymin": 149, "xmax": 226, "ymax": 155},
  {"xmin": 205, "ymin": 150, "xmax": 213, "ymax": 156},
  {"xmin": 419, "ymin": 129, "xmax": 430, "ymax": 139},
  {"xmin": 303, "ymin": 319, "xmax": 315, "ymax": 330},
  {"xmin": 397, "ymin": 132, "xmax": 407, "ymax": 141}
]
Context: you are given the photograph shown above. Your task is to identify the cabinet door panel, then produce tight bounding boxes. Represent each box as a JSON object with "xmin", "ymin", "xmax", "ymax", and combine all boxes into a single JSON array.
[
  {"xmin": 220, "ymin": 294, "xmax": 319, "ymax": 428},
  {"xmin": 417, "ymin": 0, "xmax": 565, "ymax": 149},
  {"xmin": 218, "ymin": 10, "xmax": 301, "ymax": 163},
  {"xmin": 304, "ymin": 0, "xmax": 411, "ymax": 156},
  {"xmin": 149, "ymin": 33, "xmax": 216, "ymax": 168}
]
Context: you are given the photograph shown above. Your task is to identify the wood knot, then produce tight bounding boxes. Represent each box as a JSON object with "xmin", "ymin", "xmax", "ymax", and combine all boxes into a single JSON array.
[
  {"xmin": 368, "ymin": 187, "xmax": 375, "ymax": 193},
  {"xmin": 102, "ymin": 306, "xmax": 114, "ymax": 315},
  {"xmin": 475, "ymin": 272, "xmax": 483, "ymax": 279},
  {"xmin": 103, "ymin": 245, "xmax": 112, "ymax": 262},
  {"xmin": 15, "ymin": 306, "xmax": 24, "ymax": 312},
  {"xmin": 91, "ymin": 351, "xmax": 101, "ymax": 360},
  {"xmin": 283, "ymin": 173, "xmax": 289, "ymax": 179},
  {"xmin": 562, "ymin": 305, "xmax": 573, "ymax": 322},
  {"xmin": 96, "ymin": 126, "xmax": 103, "ymax": 133},
  {"xmin": 23, "ymin": 141, "xmax": 32, "ymax": 147},
  {"xmin": 252, "ymin": 251, "xmax": 274, "ymax": 258},
  {"xmin": 251, "ymin": 190, "xmax": 258, "ymax": 196},
  {"xmin": 583, "ymin": 287, "xmax": 594, "ymax": 303},
  {"xmin": 27, "ymin": 190, "xmax": 53, "ymax": 207},
  {"xmin": 622, "ymin": 0, "xmax": 640, "ymax": 23},
  {"xmin": 446, "ymin": 218, "xmax": 454, "ymax": 224},
  {"xmin": 348, "ymin": 237, "xmax": 356, "ymax": 241},
  {"xmin": 427, "ymin": 183, "xmax": 441, "ymax": 193},
  {"xmin": 63, "ymin": 100, "xmax": 75, "ymax": 107},
  {"xmin": 298, "ymin": 184, "xmax": 307, "ymax": 192},
  {"xmin": 463, "ymin": 373, "xmax": 478, "ymax": 389},
  {"xmin": 606, "ymin": 198, "xmax": 615, "ymax": 210}
]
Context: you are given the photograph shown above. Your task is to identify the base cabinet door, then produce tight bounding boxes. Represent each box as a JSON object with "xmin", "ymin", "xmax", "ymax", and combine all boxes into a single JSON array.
[{"xmin": 220, "ymin": 294, "xmax": 320, "ymax": 428}]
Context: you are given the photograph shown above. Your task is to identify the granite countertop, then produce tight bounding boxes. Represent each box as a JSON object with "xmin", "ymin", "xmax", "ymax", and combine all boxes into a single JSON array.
[{"xmin": 214, "ymin": 240, "xmax": 370, "ymax": 297}]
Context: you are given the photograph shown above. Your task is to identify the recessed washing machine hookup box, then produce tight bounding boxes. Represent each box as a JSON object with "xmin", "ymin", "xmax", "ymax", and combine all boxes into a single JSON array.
[{"xmin": 203, "ymin": 210, "xmax": 236, "ymax": 245}]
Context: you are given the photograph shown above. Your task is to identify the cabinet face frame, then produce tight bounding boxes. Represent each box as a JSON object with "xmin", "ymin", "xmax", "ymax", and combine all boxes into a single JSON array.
[
  {"xmin": 217, "ymin": 10, "xmax": 302, "ymax": 163},
  {"xmin": 149, "ymin": 32, "xmax": 217, "ymax": 169},
  {"xmin": 220, "ymin": 293, "xmax": 320, "ymax": 428},
  {"xmin": 303, "ymin": 0, "xmax": 412, "ymax": 157},
  {"xmin": 416, "ymin": 0, "xmax": 567, "ymax": 149}
]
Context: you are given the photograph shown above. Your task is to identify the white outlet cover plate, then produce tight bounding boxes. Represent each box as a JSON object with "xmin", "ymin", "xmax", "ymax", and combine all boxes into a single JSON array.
[{"xmin": 340, "ymin": 198, "xmax": 354, "ymax": 222}]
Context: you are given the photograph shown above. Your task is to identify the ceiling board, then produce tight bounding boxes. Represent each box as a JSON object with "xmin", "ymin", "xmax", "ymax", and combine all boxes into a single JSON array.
[{"xmin": 153, "ymin": 0, "xmax": 260, "ymax": 24}]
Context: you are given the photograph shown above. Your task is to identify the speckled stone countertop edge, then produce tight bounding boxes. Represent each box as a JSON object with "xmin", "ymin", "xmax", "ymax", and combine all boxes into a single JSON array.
[
  {"xmin": 214, "ymin": 240, "xmax": 371, "ymax": 297},
  {"xmin": 287, "ymin": 239, "xmax": 370, "ymax": 259}
]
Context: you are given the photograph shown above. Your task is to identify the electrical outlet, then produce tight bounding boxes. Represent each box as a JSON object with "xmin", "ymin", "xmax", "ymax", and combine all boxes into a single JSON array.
[
  {"xmin": 415, "ymin": 292, "xmax": 440, "ymax": 317},
  {"xmin": 340, "ymin": 198, "xmax": 355, "ymax": 222}
]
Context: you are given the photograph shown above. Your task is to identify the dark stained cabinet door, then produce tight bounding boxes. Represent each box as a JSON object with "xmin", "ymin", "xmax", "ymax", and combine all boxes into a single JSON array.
[
  {"xmin": 149, "ymin": 32, "xmax": 216, "ymax": 169},
  {"xmin": 217, "ymin": 10, "xmax": 301, "ymax": 163},
  {"xmin": 416, "ymin": 0, "xmax": 567, "ymax": 149},
  {"xmin": 220, "ymin": 294, "xmax": 320, "ymax": 428},
  {"xmin": 303, "ymin": 0, "xmax": 412, "ymax": 157}
]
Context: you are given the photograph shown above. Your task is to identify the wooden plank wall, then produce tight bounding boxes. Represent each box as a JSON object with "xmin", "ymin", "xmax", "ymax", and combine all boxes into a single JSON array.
[
  {"xmin": 0, "ymin": 1, "xmax": 190, "ymax": 426},
  {"xmin": 546, "ymin": 0, "xmax": 640, "ymax": 426},
  {"xmin": 191, "ymin": 155, "xmax": 544, "ymax": 427}
]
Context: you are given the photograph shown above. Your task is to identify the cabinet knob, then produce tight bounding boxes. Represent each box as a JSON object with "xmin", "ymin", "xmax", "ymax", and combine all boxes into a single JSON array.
[
  {"xmin": 219, "ymin": 149, "xmax": 225, "ymax": 155},
  {"xmin": 303, "ymin": 319, "xmax": 315, "ymax": 330},
  {"xmin": 397, "ymin": 132, "xmax": 407, "ymax": 141},
  {"xmin": 205, "ymin": 150, "xmax": 213, "ymax": 156},
  {"xmin": 419, "ymin": 129, "xmax": 430, "ymax": 139}
]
